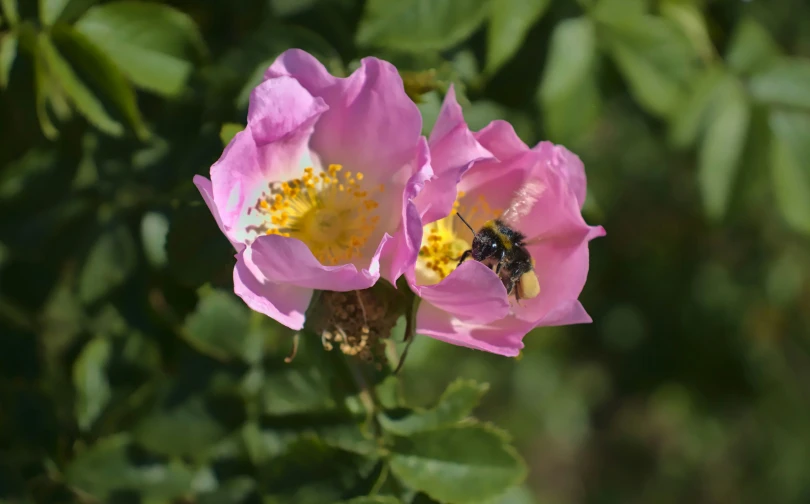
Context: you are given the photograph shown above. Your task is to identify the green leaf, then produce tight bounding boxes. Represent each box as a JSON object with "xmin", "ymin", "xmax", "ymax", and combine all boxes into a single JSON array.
[
  {"xmin": 749, "ymin": 58, "xmax": 810, "ymax": 111},
  {"xmin": 388, "ymin": 424, "xmax": 527, "ymax": 504},
  {"xmin": 725, "ymin": 17, "xmax": 780, "ymax": 75},
  {"xmin": 75, "ymin": 0, "xmax": 206, "ymax": 97},
  {"xmin": 486, "ymin": 0, "xmax": 550, "ymax": 75},
  {"xmin": 667, "ymin": 65, "xmax": 724, "ymax": 148},
  {"xmin": 78, "ymin": 224, "xmax": 137, "ymax": 304},
  {"xmin": 133, "ymin": 394, "xmax": 228, "ymax": 460},
  {"xmin": 182, "ymin": 289, "xmax": 251, "ymax": 361},
  {"xmin": 51, "ymin": 23, "xmax": 149, "ymax": 140},
  {"xmin": 357, "ymin": 0, "xmax": 490, "ymax": 52},
  {"xmin": 64, "ymin": 434, "xmax": 194, "ymax": 501},
  {"xmin": 600, "ymin": 16, "xmax": 695, "ymax": 117},
  {"xmin": 339, "ymin": 498, "xmax": 402, "ymax": 504},
  {"xmin": 220, "ymin": 123, "xmax": 244, "ymax": 146},
  {"xmin": 659, "ymin": 0, "xmax": 713, "ymax": 63},
  {"xmin": 0, "ymin": 32, "xmax": 16, "ymax": 88},
  {"xmin": 769, "ymin": 110, "xmax": 810, "ymax": 235},
  {"xmin": 33, "ymin": 47, "xmax": 59, "ymax": 137},
  {"xmin": 270, "ymin": 0, "xmax": 319, "ymax": 17},
  {"xmin": 380, "ymin": 379, "xmax": 488, "ymax": 435},
  {"xmin": 697, "ymin": 75, "xmax": 750, "ymax": 220},
  {"xmin": 538, "ymin": 17, "xmax": 600, "ymax": 142},
  {"xmin": 197, "ymin": 477, "xmax": 256, "ymax": 504},
  {"xmin": 73, "ymin": 336, "xmax": 112, "ymax": 431},
  {"xmin": 0, "ymin": 0, "xmax": 18, "ymax": 26},
  {"xmin": 40, "ymin": 0, "xmax": 71, "ymax": 25},
  {"xmin": 140, "ymin": 211, "xmax": 169, "ymax": 268},
  {"xmin": 37, "ymin": 33, "xmax": 124, "ymax": 136}
]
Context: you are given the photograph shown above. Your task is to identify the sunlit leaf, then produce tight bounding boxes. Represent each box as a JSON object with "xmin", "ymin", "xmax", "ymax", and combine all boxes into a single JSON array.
[
  {"xmin": 486, "ymin": 0, "xmax": 550, "ymax": 75},
  {"xmin": 140, "ymin": 211, "xmax": 169, "ymax": 268},
  {"xmin": 0, "ymin": 32, "xmax": 16, "ymax": 88},
  {"xmin": 749, "ymin": 58, "xmax": 810, "ymax": 111},
  {"xmin": 73, "ymin": 336, "xmax": 111, "ymax": 431},
  {"xmin": 78, "ymin": 223, "xmax": 137, "ymax": 304},
  {"xmin": 51, "ymin": 23, "xmax": 149, "ymax": 140},
  {"xmin": 0, "ymin": 0, "xmax": 18, "ymax": 26},
  {"xmin": 660, "ymin": 0, "xmax": 713, "ymax": 63},
  {"xmin": 600, "ymin": 16, "xmax": 695, "ymax": 117},
  {"xmin": 75, "ymin": 0, "xmax": 206, "ymax": 96},
  {"xmin": 37, "ymin": 33, "xmax": 124, "ymax": 136},
  {"xmin": 357, "ymin": 0, "xmax": 490, "ymax": 52},
  {"xmin": 388, "ymin": 424, "xmax": 527, "ymax": 504},
  {"xmin": 183, "ymin": 288, "xmax": 251, "ymax": 361},
  {"xmin": 725, "ymin": 17, "xmax": 780, "ymax": 75},
  {"xmin": 697, "ymin": 75, "xmax": 750, "ymax": 220},
  {"xmin": 538, "ymin": 17, "xmax": 600, "ymax": 142},
  {"xmin": 769, "ymin": 110, "xmax": 810, "ymax": 235},
  {"xmin": 65, "ymin": 434, "xmax": 194, "ymax": 501},
  {"xmin": 40, "ymin": 0, "xmax": 71, "ymax": 25},
  {"xmin": 668, "ymin": 66, "xmax": 724, "ymax": 148},
  {"xmin": 380, "ymin": 379, "xmax": 488, "ymax": 435}
]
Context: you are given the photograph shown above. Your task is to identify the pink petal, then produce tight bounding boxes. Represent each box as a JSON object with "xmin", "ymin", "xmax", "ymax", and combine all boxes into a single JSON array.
[
  {"xmin": 379, "ymin": 138, "xmax": 433, "ymax": 285},
  {"xmin": 533, "ymin": 141, "xmax": 588, "ymax": 210},
  {"xmin": 233, "ymin": 253, "xmax": 313, "ymax": 330},
  {"xmin": 192, "ymin": 175, "xmax": 245, "ymax": 252},
  {"xmin": 416, "ymin": 302, "xmax": 533, "ymax": 357},
  {"xmin": 474, "ymin": 120, "xmax": 529, "ymax": 162},
  {"xmin": 267, "ymin": 50, "xmax": 422, "ymax": 181},
  {"xmin": 415, "ymin": 261, "xmax": 510, "ymax": 325},
  {"xmin": 537, "ymin": 300, "xmax": 593, "ymax": 327},
  {"xmin": 416, "ymin": 86, "xmax": 494, "ymax": 224},
  {"xmin": 246, "ymin": 233, "xmax": 388, "ymax": 291}
]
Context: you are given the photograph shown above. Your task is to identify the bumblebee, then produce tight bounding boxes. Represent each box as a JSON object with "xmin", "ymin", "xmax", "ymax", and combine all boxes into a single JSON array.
[{"xmin": 456, "ymin": 215, "xmax": 540, "ymax": 303}]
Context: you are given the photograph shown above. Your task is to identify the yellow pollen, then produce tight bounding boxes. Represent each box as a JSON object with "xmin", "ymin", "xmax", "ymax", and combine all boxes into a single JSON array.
[{"xmin": 250, "ymin": 166, "xmax": 381, "ymax": 266}]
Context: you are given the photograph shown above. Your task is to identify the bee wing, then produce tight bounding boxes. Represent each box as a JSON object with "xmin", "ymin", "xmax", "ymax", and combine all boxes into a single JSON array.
[{"xmin": 500, "ymin": 180, "xmax": 547, "ymax": 228}]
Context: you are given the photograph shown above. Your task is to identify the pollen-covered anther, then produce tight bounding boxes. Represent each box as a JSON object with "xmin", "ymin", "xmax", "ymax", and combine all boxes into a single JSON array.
[{"xmin": 248, "ymin": 164, "xmax": 382, "ymax": 266}]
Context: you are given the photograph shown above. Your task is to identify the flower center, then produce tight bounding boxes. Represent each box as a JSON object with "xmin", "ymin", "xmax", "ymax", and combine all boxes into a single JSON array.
[
  {"xmin": 248, "ymin": 164, "xmax": 383, "ymax": 265},
  {"xmin": 416, "ymin": 192, "xmax": 501, "ymax": 285}
]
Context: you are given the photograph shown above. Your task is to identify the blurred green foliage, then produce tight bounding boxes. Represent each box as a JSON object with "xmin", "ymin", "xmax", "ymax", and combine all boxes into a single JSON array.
[{"xmin": 1, "ymin": 0, "xmax": 810, "ymax": 503}]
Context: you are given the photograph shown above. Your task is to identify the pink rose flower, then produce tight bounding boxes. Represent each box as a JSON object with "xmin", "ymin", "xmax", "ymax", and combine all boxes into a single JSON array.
[
  {"xmin": 194, "ymin": 49, "xmax": 430, "ymax": 331},
  {"xmin": 408, "ymin": 87, "xmax": 605, "ymax": 356}
]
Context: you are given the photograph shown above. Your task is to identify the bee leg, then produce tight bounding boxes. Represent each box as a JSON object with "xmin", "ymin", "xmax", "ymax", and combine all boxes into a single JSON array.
[{"xmin": 457, "ymin": 249, "xmax": 472, "ymax": 266}]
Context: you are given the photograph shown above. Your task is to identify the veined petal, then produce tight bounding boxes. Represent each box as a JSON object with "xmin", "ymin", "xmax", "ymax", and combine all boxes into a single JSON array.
[{"xmin": 533, "ymin": 141, "xmax": 588, "ymax": 210}]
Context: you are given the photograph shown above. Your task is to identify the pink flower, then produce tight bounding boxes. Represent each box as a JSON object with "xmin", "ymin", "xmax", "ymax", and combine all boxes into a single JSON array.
[
  {"xmin": 194, "ymin": 49, "xmax": 430, "ymax": 330},
  {"xmin": 408, "ymin": 87, "xmax": 605, "ymax": 356}
]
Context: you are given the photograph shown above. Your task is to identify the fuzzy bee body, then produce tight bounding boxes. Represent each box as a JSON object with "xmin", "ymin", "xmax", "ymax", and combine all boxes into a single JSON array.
[{"xmin": 457, "ymin": 218, "xmax": 540, "ymax": 302}]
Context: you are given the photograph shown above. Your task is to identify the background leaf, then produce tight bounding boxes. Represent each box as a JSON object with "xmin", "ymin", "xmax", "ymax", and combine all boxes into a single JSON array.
[
  {"xmin": 697, "ymin": 74, "xmax": 750, "ymax": 220},
  {"xmin": 725, "ymin": 17, "xmax": 780, "ymax": 74},
  {"xmin": 78, "ymin": 223, "xmax": 137, "ymax": 304},
  {"xmin": 74, "ymin": 0, "xmax": 206, "ymax": 96},
  {"xmin": 749, "ymin": 59, "xmax": 810, "ymax": 110},
  {"xmin": 486, "ymin": 0, "xmax": 550, "ymax": 75},
  {"xmin": 73, "ymin": 336, "xmax": 112, "ymax": 431},
  {"xmin": 388, "ymin": 425, "xmax": 527, "ymax": 504},
  {"xmin": 769, "ymin": 110, "xmax": 810, "ymax": 235},
  {"xmin": 183, "ymin": 288, "xmax": 251, "ymax": 361},
  {"xmin": 39, "ymin": 0, "xmax": 71, "ymax": 25},
  {"xmin": 357, "ymin": 0, "xmax": 490, "ymax": 52},
  {"xmin": 0, "ymin": 32, "xmax": 16, "ymax": 88}
]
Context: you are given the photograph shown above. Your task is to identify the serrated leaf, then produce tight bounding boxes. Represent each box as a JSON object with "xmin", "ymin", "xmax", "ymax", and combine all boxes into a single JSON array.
[
  {"xmin": 75, "ymin": 0, "xmax": 205, "ymax": 96},
  {"xmin": 64, "ymin": 434, "xmax": 194, "ymax": 501},
  {"xmin": 601, "ymin": 16, "xmax": 695, "ymax": 117},
  {"xmin": 0, "ymin": 32, "xmax": 16, "ymax": 88},
  {"xmin": 486, "ymin": 0, "xmax": 550, "ymax": 75},
  {"xmin": 538, "ymin": 17, "xmax": 600, "ymax": 142},
  {"xmin": 668, "ymin": 66, "xmax": 724, "ymax": 148},
  {"xmin": 726, "ymin": 17, "xmax": 780, "ymax": 75},
  {"xmin": 37, "ymin": 33, "xmax": 124, "ymax": 136},
  {"xmin": 749, "ymin": 58, "xmax": 810, "ymax": 111},
  {"xmin": 0, "ymin": 0, "xmax": 18, "ymax": 26},
  {"xmin": 40, "ymin": 0, "xmax": 71, "ymax": 25},
  {"xmin": 697, "ymin": 75, "xmax": 750, "ymax": 220},
  {"xmin": 51, "ymin": 23, "xmax": 149, "ymax": 140},
  {"xmin": 183, "ymin": 289, "xmax": 251, "ymax": 361},
  {"xmin": 380, "ymin": 379, "xmax": 488, "ymax": 435},
  {"xmin": 388, "ymin": 425, "xmax": 526, "ymax": 504},
  {"xmin": 357, "ymin": 0, "xmax": 490, "ymax": 52},
  {"xmin": 769, "ymin": 110, "xmax": 810, "ymax": 235},
  {"xmin": 220, "ymin": 123, "xmax": 244, "ymax": 145},
  {"xmin": 73, "ymin": 336, "xmax": 111, "ymax": 431},
  {"xmin": 78, "ymin": 224, "xmax": 137, "ymax": 304}
]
